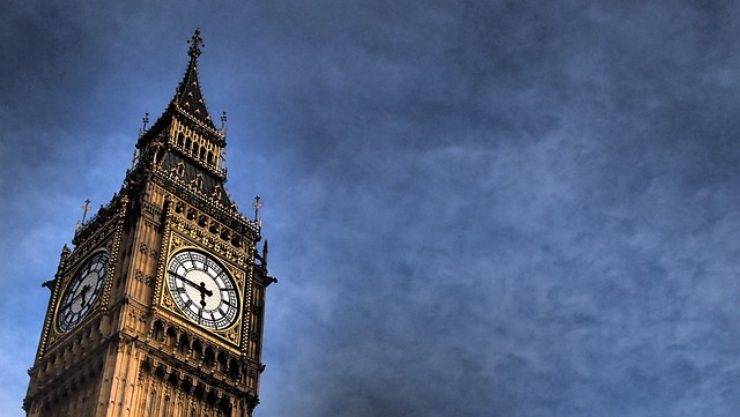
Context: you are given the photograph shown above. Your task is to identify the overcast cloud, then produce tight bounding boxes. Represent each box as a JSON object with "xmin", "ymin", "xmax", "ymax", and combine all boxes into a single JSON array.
[{"xmin": 0, "ymin": 1, "xmax": 738, "ymax": 416}]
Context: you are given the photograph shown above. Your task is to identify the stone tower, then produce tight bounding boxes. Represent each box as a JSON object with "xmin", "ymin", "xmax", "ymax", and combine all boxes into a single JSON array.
[{"xmin": 23, "ymin": 29, "xmax": 275, "ymax": 417}]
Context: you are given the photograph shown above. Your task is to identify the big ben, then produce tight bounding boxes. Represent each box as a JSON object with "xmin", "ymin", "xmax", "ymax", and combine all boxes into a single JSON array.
[{"xmin": 23, "ymin": 29, "xmax": 275, "ymax": 417}]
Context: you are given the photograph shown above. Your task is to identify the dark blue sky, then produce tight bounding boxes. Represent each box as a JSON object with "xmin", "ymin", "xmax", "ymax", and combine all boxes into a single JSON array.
[{"xmin": 1, "ymin": 1, "xmax": 738, "ymax": 416}]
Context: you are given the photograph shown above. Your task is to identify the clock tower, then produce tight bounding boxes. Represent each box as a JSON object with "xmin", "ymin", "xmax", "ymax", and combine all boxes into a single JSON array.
[{"xmin": 23, "ymin": 29, "xmax": 275, "ymax": 417}]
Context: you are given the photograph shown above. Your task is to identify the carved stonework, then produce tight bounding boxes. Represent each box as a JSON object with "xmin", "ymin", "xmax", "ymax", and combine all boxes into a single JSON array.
[{"xmin": 26, "ymin": 30, "xmax": 271, "ymax": 417}]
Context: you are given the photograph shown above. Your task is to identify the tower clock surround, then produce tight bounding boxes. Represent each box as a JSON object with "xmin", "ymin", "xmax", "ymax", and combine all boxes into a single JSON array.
[
  {"xmin": 23, "ymin": 28, "xmax": 276, "ymax": 417},
  {"xmin": 55, "ymin": 250, "xmax": 110, "ymax": 333}
]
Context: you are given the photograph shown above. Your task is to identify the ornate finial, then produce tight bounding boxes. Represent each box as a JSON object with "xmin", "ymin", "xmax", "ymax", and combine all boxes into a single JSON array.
[
  {"xmin": 76, "ymin": 199, "xmax": 92, "ymax": 230},
  {"xmin": 139, "ymin": 112, "xmax": 149, "ymax": 135},
  {"xmin": 81, "ymin": 199, "xmax": 92, "ymax": 223},
  {"xmin": 220, "ymin": 111, "xmax": 227, "ymax": 131},
  {"xmin": 253, "ymin": 195, "xmax": 262, "ymax": 224},
  {"xmin": 188, "ymin": 27, "xmax": 204, "ymax": 60},
  {"xmin": 262, "ymin": 240, "xmax": 269, "ymax": 264}
]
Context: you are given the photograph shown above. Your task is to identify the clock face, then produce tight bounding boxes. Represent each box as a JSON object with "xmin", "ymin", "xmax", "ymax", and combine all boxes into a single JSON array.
[
  {"xmin": 166, "ymin": 250, "xmax": 239, "ymax": 330},
  {"xmin": 57, "ymin": 251, "xmax": 110, "ymax": 332}
]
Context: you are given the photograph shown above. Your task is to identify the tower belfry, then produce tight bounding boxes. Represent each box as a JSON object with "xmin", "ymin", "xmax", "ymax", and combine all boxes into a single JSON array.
[{"xmin": 24, "ymin": 29, "xmax": 275, "ymax": 417}]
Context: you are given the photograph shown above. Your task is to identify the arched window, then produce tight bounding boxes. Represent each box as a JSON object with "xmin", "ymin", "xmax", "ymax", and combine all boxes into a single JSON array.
[
  {"xmin": 153, "ymin": 147, "xmax": 162, "ymax": 165},
  {"xmin": 228, "ymin": 359, "xmax": 240, "ymax": 379},
  {"xmin": 177, "ymin": 132, "xmax": 185, "ymax": 147},
  {"xmin": 207, "ymin": 151, "xmax": 213, "ymax": 164},
  {"xmin": 152, "ymin": 320, "xmax": 164, "ymax": 342},
  {"xmin": 217, "ymin": 351, "xmax": 228, "ymax": 373},
  {"xmin": 166, "ymin": 326, "xmax": 177, "ymax": 347},
  {"xmin": 178, "ymin": 333, "xmax": 190, "ymax": 353},
  {"xmin": 192, "ymin": 339, "xmax": 204, "ymax": 359},
  {"xmin": 193, "ymin": 175, "xmax": 203, "ymax": 190},
  {"xmin": 204, "ymin": 347, "xmax": 215, "ymax": 367},
  {"xmin": 185, "ymin": 137, "xmax": 192, "ymax": 151}
]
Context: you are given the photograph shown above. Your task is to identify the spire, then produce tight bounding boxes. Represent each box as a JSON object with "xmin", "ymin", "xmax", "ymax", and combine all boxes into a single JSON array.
[{"xmin": 172, "ymin": 28, "xmax": 215, "ymax": 128}]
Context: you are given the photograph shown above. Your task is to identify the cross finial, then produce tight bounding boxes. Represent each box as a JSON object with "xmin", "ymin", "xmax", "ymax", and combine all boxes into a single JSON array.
[
  {"xmin": 253, "ymin": 195, "xmax": 262, "ymax": 223},
  {"xmin": 188, "ymin": 27, "xmax": 204, "ymax": 60}
]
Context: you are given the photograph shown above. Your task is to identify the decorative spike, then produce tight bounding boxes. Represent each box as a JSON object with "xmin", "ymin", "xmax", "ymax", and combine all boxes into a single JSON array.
[
  {"xmin": 262, "ymin": 240, "xmax": 269, "ymax": 264},
  {"xmin": 80, "ymin": 199, "xmax": 92, "ymax": 224},
  {"xmin": 253, "ymin": 195, "xmax": 262, "ymax": 224},
  {"xmin": 220, "ymin": 111, "xmax": 227, "ymax": 131}
]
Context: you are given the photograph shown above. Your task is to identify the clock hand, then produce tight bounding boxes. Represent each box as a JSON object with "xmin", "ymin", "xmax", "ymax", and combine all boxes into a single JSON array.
[
  {"xmin": 168, "ymin": 271, "xmax": 214, "ymax": 297},
  {"xmin": 62, "ymin": 284, "xmax": 91, "ymax": 309},
  {"xmin": 78, "ymin": 285, "xmax": 91, "ymax": 307},
  {"xmin": 199, "ymin": 288, "xmax": 207, "ymax": 308}
]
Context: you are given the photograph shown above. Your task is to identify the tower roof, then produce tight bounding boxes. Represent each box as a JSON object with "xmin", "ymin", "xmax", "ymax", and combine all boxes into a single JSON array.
[
  {"xmin": 137, "ymin": 28, "xmax": 225, "ymax": 150},
  {"xmin": 171, "ymin": 28, "xmax": 216, "ymax": 129}
]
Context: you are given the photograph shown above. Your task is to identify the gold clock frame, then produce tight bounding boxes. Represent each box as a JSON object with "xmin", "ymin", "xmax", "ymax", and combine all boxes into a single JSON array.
[
  {"xmin": 52, "ymin": 248, "xmax": 112, "ymax": 334},
  {"xmin": 153, "ymin": 209, "xmax": 253, "ymax": 350}
]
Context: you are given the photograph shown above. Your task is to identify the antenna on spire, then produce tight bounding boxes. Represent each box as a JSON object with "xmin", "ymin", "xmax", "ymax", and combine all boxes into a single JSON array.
[
  {"xmin": 220, "ymin": 111, "xmax": 228, "ymax": 131},
  {"xmin": 253, "ymin": 195, "xmax": 262, "ymax": 225},
  {"xmin": 188, "ymin": 27, "xmax": 204, "ymax": 60}
]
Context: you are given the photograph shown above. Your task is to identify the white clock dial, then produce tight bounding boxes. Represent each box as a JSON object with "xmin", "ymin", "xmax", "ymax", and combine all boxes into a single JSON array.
[
  {"xmin": 57, "ymin": 251, "xmax": 110, "ymax": 332},
  {"xmin": 166, "ymin": 250, "xmax": 239, "ymax": 330}
]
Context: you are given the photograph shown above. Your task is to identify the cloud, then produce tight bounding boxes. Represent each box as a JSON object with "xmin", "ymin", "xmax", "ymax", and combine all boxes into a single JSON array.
[{"xmin": 0, "ymin": 1, "xmax": 738, "ymax": 417}]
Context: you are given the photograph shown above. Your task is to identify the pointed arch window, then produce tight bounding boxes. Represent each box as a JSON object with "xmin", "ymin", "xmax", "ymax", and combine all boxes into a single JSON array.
[
  {"xmin": 212, "ymin": 184, "xmax": 223, "ymax": 200},
  {"xmin": 193, "ymin": 174, "xmax": 203, "ymax": 190}
]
